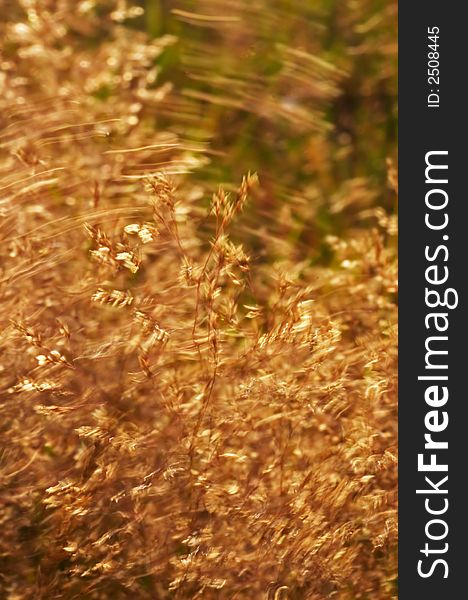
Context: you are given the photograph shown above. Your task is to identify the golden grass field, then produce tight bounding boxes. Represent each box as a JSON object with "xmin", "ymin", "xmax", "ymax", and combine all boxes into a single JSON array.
[{"xmin": 0, "ymin": 1, "xmax": 397, "ymax": 598}]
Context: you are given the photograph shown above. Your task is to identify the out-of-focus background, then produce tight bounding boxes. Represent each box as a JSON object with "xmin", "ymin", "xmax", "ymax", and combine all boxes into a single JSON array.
[{"xmin": 128, "ymin": 0, "xmax": 397, "ymax": 257}]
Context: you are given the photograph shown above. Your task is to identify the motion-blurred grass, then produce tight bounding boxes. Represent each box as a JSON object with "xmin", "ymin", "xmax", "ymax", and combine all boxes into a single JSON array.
[{"xmin": 0, "ymin": 1, "xmax": 397, "ymax": 598}]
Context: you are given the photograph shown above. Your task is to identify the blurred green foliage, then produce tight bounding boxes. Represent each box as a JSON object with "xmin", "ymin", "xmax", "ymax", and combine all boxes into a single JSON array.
[{"xmin": 141, "ymin": 0, "xmax": 397, "ymax": 259}]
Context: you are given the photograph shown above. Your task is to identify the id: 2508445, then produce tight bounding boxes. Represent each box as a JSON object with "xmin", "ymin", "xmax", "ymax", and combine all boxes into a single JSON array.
[{"xmin": 427, "ymin": 26, "xmax": 440, "ymax": 108}]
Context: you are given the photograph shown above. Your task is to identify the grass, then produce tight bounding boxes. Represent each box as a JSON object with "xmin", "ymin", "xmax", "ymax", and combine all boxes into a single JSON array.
[{"xmin": 0, "ymin": 1, "xmax": 397, "ymax": 598}]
